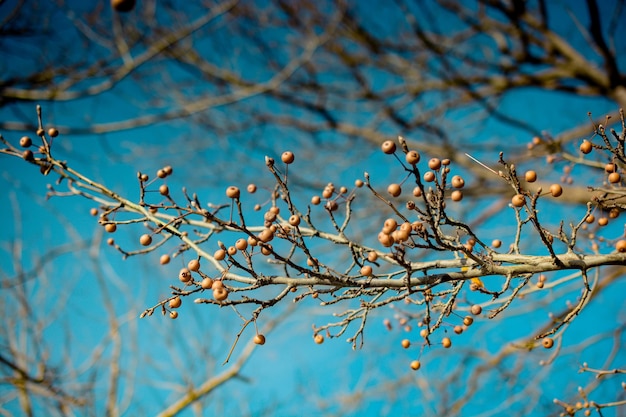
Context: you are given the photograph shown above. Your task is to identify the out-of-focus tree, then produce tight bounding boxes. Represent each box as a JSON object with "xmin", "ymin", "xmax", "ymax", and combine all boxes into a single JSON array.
[{"xmin": 1, "ymin": 1, "xmax": 626, "ymax": 416}]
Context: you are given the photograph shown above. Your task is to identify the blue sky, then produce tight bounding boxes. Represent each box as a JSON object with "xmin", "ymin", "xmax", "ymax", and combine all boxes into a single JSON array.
[{"xmin": 1, "ymin": 1, "xmax": 625, "ymax": 416}]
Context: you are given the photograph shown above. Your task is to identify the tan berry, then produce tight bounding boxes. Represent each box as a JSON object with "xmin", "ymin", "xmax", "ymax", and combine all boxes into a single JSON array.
[
  {"xmin": 405, "ymin": 151, "xmax": 420, "ymax": 165},
  {"xmin": 387, "ymin": 183, "xmax": 402, "ymax": 197},
  {"xmin": 226, "ymin": 186, "xmax": 240, "ymax": 199},
  {"xmin": 247, "ymin": 183, "xmax": 257, "ymax": 193},
  {"xmin": 281, "ymin": 151, "xmax": 295, "ymax": 164},
  {"xmin": 450, "ymin": 190, "xmax": 463, "ymax": 202},
  {"xmin": 542, "ymin": 337, "xmax": 554, "ymax": 349},
  {"xmin": 157, "ymin": 169, "xmax": 167, "ymax": 179},
  {"xmin": 111, "ymin": 0, "xmax": 136, "ymax": 12},
  {"xmin": 90, "ymin": 208, "xmax": 98, "ymax": 216},
  {"xmin": 463, "ymin": 316, "xmax": 474, "ymax": 326},
  {"xmin": 605, "ymin": 163, "xmax": 617, "ymax": 173},
  {"xmin": 367, "ymin": 251, "xmax": 378, "ymax": 262},
  {"xmin": 451, "ymin": 175, "xmax": 465, "ymax": 188},
  {"xmin": 525, "ymin": 170, "xmax": 537, "ymax": 182},
  {"xmin": 608, "ymin": 172, "xmax": 621, "ymax": 184},
  {"xmin": 360, "ymin": 265, "xmax": 373, "ymax": 276},
  {"xmin": 511, "ymin": 194, "xmax": 525, "ymax": 207},
  {"xmin": 289, "ymin": 215, "xmax": 301, "ymax": 226},
  {"xmin": 253, "ymin": 334, "xmax": 266, "ymax": 345},
  {"xmin": 412, "ymin": 186, "xmax": 422, "ymax": 197},
  {"xmin": 213, "ymin": 286, "xmax": 229, "ymax": 301},
  {"xmin": 258, "ymin": 228, "xmax": 274, "ymax": 243},
  {"xmin": 314, "ymin": 334, "xmax": 324, "ymax": 344},
  {"xmin": 159, "ymin": 254, "xmax": 170, "ymax": 265},
  {"xmin": 470, "ymin": 304, "xmax": 482, "ymax": 315},
  {"xmin": 383, "ymin": 218, "xmax": 397, "ymax": 233},
  {"xmin": 355, "ymin": 179, "xmax": 364, "ymax": 188},
  {"xmin": 169, "ymin": 311, "xmax": 178, "ymax": 319},
  {"xmin": 104, "ymin": 223, "xmax": 117, "ymax": 233},
  {"xmin": 419, "ymin": 328, "xmax": 429, "ymax": 338},
  {"xmin": 179, "ymin": 268, "xmax": 192, "ymax": 283},
  {"xmin": 22, "ymin": 150, "xmax": 34, "ymax": 161},
  {"xmin": 598, "ymin": 217, "xmax": 608, "ymax": 226},
  {"xmin": 139, "ymin": 234, "xmax": 152, "ymax": 246},
  {"xmin": 201, "ymin": 277, "xmax": 214, "ymax": 289},
  {"xmin": 609, "ymin": 208, "xmax": 620, "ymax": 219},
  {"xmin": 235, "ymin": 238, "xmax": 248, "ymax": 251},
  {"xmin": 616, "ymin": 240, "xmax": 626, "ymax": 252},
  {"xmin": 454, "ymin": 325, "xmax": 464, "ymax": 334},
  {"xmin": 381, "ymin": 140, "xmax": 396, "ymax": 154},
  {"xmin": 492, "ymin": 239, "xmax": 502, "ymax": 248},
  {"xmin": 169, "ymin": 296, "xmax": 182, "ymax": 309},
  {"xmin": 410, "ymin": 360, "xmax": 421, "ymax": 371},
  {"xmin": 107, "ymin": 238, "xmax": 114, "ymax": 245},
  {"xmin": 441, "ymin": 337, "xmax": 452, "ymax": 348},
  {"xmin": 325, "ymin": 200, "xmax": 338, "ymax": 211},
  {"xmin": 428, "ymin": 158, "xmax": 441, "ymax": 170},
  {"xmin": 260, "ymin": 244, "xmax": 273, "ymax": 256},
  {"xmin": 585, "ymin": 214, "xmax": 595, "ymax": 224},
  {"xmin": 580, "ymin": 140, "xmax": 592, "ymax": 154},
  {"xmin": 47, "ymin": 127, "xmax": 59, "ymax": 137},
  {"xmin": 163, "ymin": 165, "xmax": 173, "ymax": 176},
  {"xmin": 188, "ymin": 259, "xmax": 200, "ymax": 272},
  {"xmin": 423, "ymin": 171, "xmax": 435, "ymax": 182},
  {"xmin": 550, "ymin": 184, "xmax": 563, "ymax": 197},
  {"xmin": 159, "ymin": 184, "xmax": 169, "ymax": 196},
  {"xmin": 378, "ymin": 232, "xmax": 394, "ymax": 247},
  {"xmin": 401, "ymin": 339, "xmax": 411, "ymax": 349},
  {"xmin": 214, "ymin": 249, "xmax": 226, "ymax": 260},
  {"xmin": 20, "ymin": 136, "xmax": 32, "ymax": 147}
]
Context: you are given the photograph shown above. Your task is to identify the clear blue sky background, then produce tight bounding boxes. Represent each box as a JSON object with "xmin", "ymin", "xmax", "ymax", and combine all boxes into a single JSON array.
[{"xmin": 1, "ymin": 1, "xmax": 625, "ymax": 416}]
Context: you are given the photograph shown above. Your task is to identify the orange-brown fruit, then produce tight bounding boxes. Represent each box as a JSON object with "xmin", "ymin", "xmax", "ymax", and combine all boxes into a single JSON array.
[
  {"xmin": 525, "ymin": 170, "xmax": 537, "ymax": 182},
  {"xmin": 213, "ymin": 286, "xmax": 229, "ymax": 301},
  {"xmin": 451, "ymin": 175, "xmax": 465, "ymax": 188},
  {"xmin": 428, "ymin": 158, "xmax": 441, "ymax": 170},
  {"xmin": 450, "ymin": 190, "xmax": 463, "ymax": 202},
  {"xmin": 159, "ymin": 254, "xmax": 170, "ymax": 265},
  {"xmin": 247, "ymin": 183, "xmax": 257, "ymax": 193},
  {"xmin": 111, "ymin": 0, "xmax": 136, "ymax": 12},
  {"xmin": 387, "ymin": 183, "xmax": 402, "ymax": 197},
  {"xmin": 314, "ymin": 334, "xmax": 325, "ymax": 344},
  {"xmin": 179, "ymin": 268, "xmax": 192, "ymax": 283},
  {"xmin": 159, "ymin": 184, "xmax": 169, "ymax": 196},
  {"xmin": 470, "ymin": 304, "xmax": 482, "ymax": 315},
  {"xmin": 454, "ymin": 325, "xmax": 464, "ymax": 334},
  {"xmin": 214, "ymin": 249, "xmax": 226, "ymax": 261},
  {"xmin": 169, "ymin": 311, "xmax": 178, "ymax": 319},
  {"xmin": 381, "ymin": 140, "xmax": 396, "ymax": 154},
  {"xmin": 47, "ymin": 127, "xmax": 59, "ymax": 137},
  {"xmin": 598, "ymin": 217, "xmax": 608, "ymax": 226},
  {"xmin": 580, "ymin": 140, "xmax": 592, "ymax": 154},
  {"xmin": 360, "ymin": 265, "xmax": 373, "ymax": 276},
  {"xmin": 281, "ymin": 151, "xmax": 295, "ymax": 164},
  {"xmin": 410, "ymin": 360, "xmax": 421, "ymax": 371},
  {"xmin": 441, "ymin": 337, "xmax": 452, "ymax": 348},
  {"xmin": 378, "ymin": 232, "xmax": 394, "ymax": 247},
  {"xmin": 139, "ymin": 234, "xmax": 152, "ymax": 246},
  {"xmin": 542, "ymin": 337, "xmax": 554, "ymax": 349},
  {"xmin": 20, "ymin": 136, "xmax": 32, "ymax": 148},
  {"xmin": 511, "ymin": 194, "xmax": 525, "ymax": 207},
  {"xmin": 492, "ymin": 239, "xmax": 502, "ymax": 248},
  {"xmin": 235, "ymin": 238, "xmax": 248, "ymax": 251},
  {"xmin": 616, "ymin": 240, "xmax": 626, "ymax": 253},
  {"xmin": 253, "ymin": 334, "xmax": 266, "ymax": 345},
  {"xmin": 105, "ymin": 223, "xmax": 117, "ymax": 233},
  {"xmin": 169, "ymin": 296, "xmax": 182, "ymax": 309},
  {"xmin": 405, "ymin": 150, "xmax": 420, "ymax": 165},
  {"xmin": 289, "ymin": 215, "xmax": 301, "ymax": 226},
  {"xmin": 201, "ymin": 277, "xmax": 214, "ymax": 289},
  {"xmin": 367, "ymin": 251, "xmax": 378, "ymax": 262},
  {"xmin": 423, "ymin": 171, "xmax": 435, "ymax": 182},
  {"xmin": 226, "ymin": 186, "xmax": 240, "ymax": 199},
  {"xmin": 549, "ymin": 184, "xmax": 563, "ymax": 197},
  {"xmin": 608, "ymin": 172, "xmax": 621, "ymax": 184},
  {"xmin": 401, "ymin": 339, "xmax": 411, "ymax": 349},
  {"xmin": 188, "ymin": 259, "xmax": 200, "ymax": 272},
  {"xmin": 463, "ymin": 316, "xmax": 474, "ymax": 326}
]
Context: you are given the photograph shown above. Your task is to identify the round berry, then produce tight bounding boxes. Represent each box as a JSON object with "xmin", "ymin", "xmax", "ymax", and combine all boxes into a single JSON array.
[
  {"xmin": 549, "ymin": 184, "xmax": 563, "ymax": 197},
  {"xmin": 169, "ymin": 296, "xmax": 182, "ymax": 309},
  {"xmin": 213, "ymin": 286, "xmax": 229, "ymax": 301},
  {"xmin": 289, "ymin": 215, "xmax": 301, "ymax": 226},
  {"xmin": 405, "ymin": 151, "xmax": 420, "ymax": 165},
  {"xmin": 105, "ymin": 223, "xmax": 117, "ymax": 233},
  {"xmin": 160, "ymin": 254, "xmax": 170, "ymax": 265},
  {"xmin": 159, "ymin": 184, "xmax": 169, "ymax": 196},
  {"xmin": 360, "ymin": 265, "xmax": 373, "ymax": 276},
  {"xmin": 542, "ymin": 337, "xmax": 554, "ymax": 349},
  {"xmin": 20, "ymin": 136, "xmax": 32, "ymax": 148},
  {"xmin": 441, "ymin": 337, "xmax": 452, "ymax": 348},
  {"xmin": 226, "ymin": 186, "xmax": 240, "ymax": 199},
  {"xmin": 525, "ymin": 170, "xmax": 537, "ymax": 182},
  {"xmin": 451, "ymin": 175, "xmax": 465, "ymax": 188},
  {"xmin": 463, "ymin": 316, "xmax": 474, "ymax": 326},
  {"xmin": 179, "ymin": 268, "xmax": 192, "ymax": 283},
  {"xmin": 410, "ymin": 360, "xmax": 421, "ymax": 371},
  {"xmin": 412, "ymin": 187, "xmax": 422, "ymax": 197},
  {"xmin": 616, "ymin": 240, "xmax": 626, "ymax": 252},
  {"xmin": 47, "ymin": 127, "xmax": 59, "ymax": 137},
  {"xmin": 311, "ymin": 195, "xmax": 321, "ymax": 205},
  {"xmin": 423, "ymin": 171, "xmax": 435, "ymax": 182},
  {"xmin": 511, "ymin": 194, "xmax": 525, "ymax": 207},
  {"xmin": 580, "ymin": 140, "xmax": 592, "ymax": 154},
  {"xmin": 187, "ymin": 259, "xmax": 200, "ymax": 272},
  {"xmin": 163, "ymin": 165, "xmax": 173, "ymax": 176},
  {"xmin": 253, "ymin": 334, "xmax": 266, "ymax": 345},
  {"xmin": 470, "ymin": 304, "xmax": 482, "ymax": 315},
  {"xmin": 139, "ymin": 234, "xmax": 152, "ymax": 246},
  {"xmin": 605, "ymin": 163, "xmax": 617, "ymax": 173},
  {"xmin": 201, "ymin": 277, "xmax": 214, "ymax": 289},
  {"xmin": 247, "ymin": 183, "xmax": 257, "ymax": 193},
  {"xmin": 381, "ymin": 140, "xmax": 396, "ymax": 154},
  {"xmin": 450, "ymin": 190, "xmax": 463, "ymax": 202},
  {"xmin": 281, "ymin": 151, "xmax": 295, "ymax": 164},
  {"xmin": 169, "ymin": 311, "xmax": 178, "ymax": 319},
  {"xmin": 428, "ymin": 158, "xmax": 441, "ymax": 170},
  {"xmin": 492, "ymin": 239, "xmax": 502, "ymax": 248},
  {"xmin": 401, "ymin": 339, "xmax": 411, "ymax": 349},
  {"xmin": 314, "ymin": 334, "xmax": 324, "ymax": 344},
  {"xmin": 608, "ymin": 172, "xmax": 621, "ymax": 184},
  {"xmin": 214, "ymin": 249, "xmax": 226, "ymax": 260},
  {"xmin": 235, "ymin": 238, "xmax": 248, "ymax": 251},
  {"xmin": 387, "ymin": 183, "xmax": 401, "ymax": 197}
]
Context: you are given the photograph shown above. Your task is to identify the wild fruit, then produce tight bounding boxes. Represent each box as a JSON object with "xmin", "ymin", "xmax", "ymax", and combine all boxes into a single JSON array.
[
  {"xmin": 387, "ymin": 183, "xmax": 401, "ymax": 197},
  {"xmin": 139, "ymin": 234, "xmax": 152, "ymax": 246},
  {"xmin": 401, "ymin": 339, "xmax": 410, "ymax": 349},
  {"xmin": 608, "ymin": 172, "xmax": 621, "ymax": 184},
  {"xmin": 179, "ymin": 268, "xmax": 192, "ymax": 283},
  {"xmin": 542, "ymin": 337, "xmax": 554, "ymax": 349},
  {"xmin": 580, "ymin": 140, "xmax": 592, "ymax": 154},
  {"xmin": 450, "ymin": 190, "xmax": 463, "ymax": 202},
  {"xmin": 289, "ymin": 215, "xmax": 301, "ymax": 226},
  {"xmin": 281, "ymin": 151, "xmax": 295, "ymax": 164},
  {"xmin": 163, "ymin": 165, "xmax": 173, "ymax": 176},
  {"xmin": 423, "ymin": 172, "xmax": 435, "ymax": 182},
  {"xmin": 314, "ymin": 334, "xmax": 324, "ymax": 344},
  {"xmin": 201, "ymin": 277, "xmax": 214, "ymax": 289},
  {"xmin": 492, "ymin": 239, "xmax": 502, "ymax": 248},
  {"xmin": 169, "ymin": 296, "xmax": 182, "ymax": 309},
  {"xmin": 47, "ymin": 127, "xmax": 59, "ymax": 137},
  {"xmin": 159, "ymin": 254, "xmax": 170, "ymax": 265},
  {"xmin": 470, "ymin": 304, "xmax": 482, "ymax": 315},
  {"xmin": 511, "ymin": 194, "xmax": 525, "ymax": 207},
  {"xmin": 428, "ymin": 158, "xmax": 441, "ymax": 170},
  {"xmin": 187, "ymin": 259, "xmax": 200, "ymax": 272},
  {"xmin": 214, "ymin": 249, "xmax": 226, "ymax": 260},
  {"xmin": 213, "ymin": 286, "xmax": 229, "ymax": 301},
  {"xmin": 549, "ymin": 184, "xmax": 563, "ymax": 197},
  {"xmin": 451, "ymin": 175, "xmax": 465, "ymax": 188},
  {"xmin": 616, "ymin": 240, "xmax": 626, "ymax": 253},
  {"xmin": 463, "ymin": 316, "xmax": 474, "ymax": 326},
  {"xmin": 254, "ymin": 334, "xmax": 266, "ymax": 345},
  {"xmin": 410, "ymin": 360, "xmax": 421, "ymax": 371},
  {"xmin": 111, "ymin": 0, "xmax": 136, "ymax": 12},
  {"xmin": 226, "ymin": 186, "xmax": 240, "ymax": 199},
  {"xmin": 247, "ymin": 183, "xmax": 257, "ymax": 193},
  {"xmin": 20, "ymin": 136, "xmax": 32, "ymax": 147},
  {"xmin": 442, "ymin": 337, "xmax": 452, "ymax": 348},
  {"xmin": 105, "ymin": 223, "xmax": 117, "ymax": 233},
  {"xmin": 159, "ymin": 184, "xmax": 169, "ymax": 196},
  {"xmin": 381, "ymin": 140, "xmax": 396, "ymax": 154},
  {"xmin": 169, "ymin": 311, "xmax": 178, "ymax": 319},
  {"xmin": 525, "ymin": 170, "xmax": 537, "ymax": 182},
  {"xmin": 405, "ymin": 151, "xmax": 420, "ymax": 165},
  {"xmin": 360, "ymin": 265, "xmax": 373, "ymax": 276},
  {"xmin": 378, "ymin": 232, "xmax": 394, "ymax": 247},
  {"xmin": 235, "ymin": 238, "xmax": 248, "ymax": 251}
]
